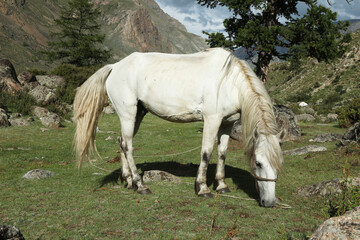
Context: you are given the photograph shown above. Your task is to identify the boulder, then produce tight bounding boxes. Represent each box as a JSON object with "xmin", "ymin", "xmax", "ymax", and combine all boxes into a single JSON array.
[
  {"xmin": 309, "ymin": 205, "xmax": 360, "ymax": 240},
  {"xmin": 296, "ymin": 113, "xmax": 316, "ymax": 122},
  {"xmin": 299, "ymin": 102, "xmax": 308, "ymax": 107},
  {"xmin": 283, "ymin": 145, "xmax": 327, "ymax": 156},
  {"xmin": 8, "ymin": 118, "xmax": 30, "ymax": 127},
  {"xmin": 23, "ymin": 169, "xmax": 55, "ymax": 179},
  {"xmin": 39, "ymin": 112, "xmax": 62, "ymax": 128},
  {"xmin": 297, "ymin": 177, "xmax": 360, "ymax": 197},
  {"xmin": 338, "ymin": 122, "xmax": 360, "ymax": 147},
  {"xmin": 0, "ymin": 108, "xmax": 9, "ymax": 127},
  {"xmin": 310, "ymin": 133, "xmax": 342, "ymax": 143},
  {"xmin": 29, "ymin": 85, "xmax": 56, "ymax": 104},
  {"xmin": 35, "ymin": 75, "xmax": 66, "ymax": 89},
  {"xmin": 327, "ymin": 113, "xmax": 338, "ymax": 122},
  {"xmin": 31, "ymin": 106, "xmax": 62, "ymax": 128},
  {"xmin": 0, "ymin": 225, "xmax": 25, "ymax": 240},
  {"xmin": 0, "ymin": 59, "xmax": 23, "ymax": 94},
  {"xmin": 231, "ymin": 105, "xmax": 302, "ymax": 142},
  {"xmin": 273, "ymin": 105, "xmax": 301, "ymax": 141},
  {"xmin": 18, "ymin": 71, "xmax": 39, "ymax": 90},
  {"xmin": 142, "ymin": 170, "xmax": 182, "ymax": 184}
]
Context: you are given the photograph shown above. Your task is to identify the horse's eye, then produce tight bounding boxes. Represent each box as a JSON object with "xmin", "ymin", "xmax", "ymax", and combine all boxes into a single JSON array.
[{"xmin": 255, "ymin": 161, "xmax": 262, "ymax": 168}]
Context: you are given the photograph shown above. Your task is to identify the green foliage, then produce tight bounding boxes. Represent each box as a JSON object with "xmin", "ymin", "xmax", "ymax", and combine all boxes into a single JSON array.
[
  {"xmin": 197, "ymin": 0, "xmax": 350, "ymax": 82},
  {"xmin": 288, "ymin": 5, "xmax": 351, "ymax": 63},
  {"xmin": 50, "ymin": 64, "xmax": 97, "ymax": 104},
  {"xmin": 286, "ymin": 88, "xmax": 311, "ymax": 103},
  {"xmin": 46, "ymin": 0, "xmax": 111, "ymax": 67},
  {"xmin": 202, "ymin": 31, "xmax": 233, "ymax": 49},
  {"xmin": 0, "ymin": 91, "xmax": 36, "ymax": 115},
  {"xmin": 336, "ymin": 98, "xmax": 360, "ymax": 128},
  {"xmin": 325, "ymin": 159, "xmax": 360, "ymax": 217},
  {"xmin": 28, "ymin": 68, "xmax": 48, "ymax": 75}
]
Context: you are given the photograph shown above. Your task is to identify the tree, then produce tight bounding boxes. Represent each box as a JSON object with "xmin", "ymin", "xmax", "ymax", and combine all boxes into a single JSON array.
[
  {"xmin": 197, "ymin": 0, "xmax": 350, "ymax": 83},
  {"xmin": 46, "ymin": 0, "xmax": 111, "ymax": 67},
  {"xmin": 287, "ymin": 5, "xmax": 351, "ymax": 63}
]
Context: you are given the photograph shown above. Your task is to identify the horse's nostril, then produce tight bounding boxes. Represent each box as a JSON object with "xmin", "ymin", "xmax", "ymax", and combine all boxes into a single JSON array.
[{"xmin": 261, "ymin": 200, "xmax": 265, "ymax": 206}]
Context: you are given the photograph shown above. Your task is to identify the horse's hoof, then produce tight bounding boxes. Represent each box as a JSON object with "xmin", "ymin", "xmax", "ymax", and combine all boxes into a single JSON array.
[
  {"xmin": 137, "ymin": 188, "xmax": 152, "ymax": 195},
  {"xmin": 216, "ymin": 187, "xmax": 231, "ymax": 194},
  {"xmin": 198, "ymin": 192, "xmax": 214, "ymax": 198}
]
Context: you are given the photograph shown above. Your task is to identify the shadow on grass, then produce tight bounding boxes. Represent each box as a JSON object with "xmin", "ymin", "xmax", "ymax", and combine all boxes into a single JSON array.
[{"xmin": 98, "ymin": 161, "xmax": 258, "ymax": 200}]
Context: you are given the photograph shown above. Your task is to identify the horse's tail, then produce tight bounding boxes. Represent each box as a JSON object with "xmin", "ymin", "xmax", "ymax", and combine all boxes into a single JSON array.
[{"xmin": 73, "ymin": 65, "xmax": 113, "ymax": 169}]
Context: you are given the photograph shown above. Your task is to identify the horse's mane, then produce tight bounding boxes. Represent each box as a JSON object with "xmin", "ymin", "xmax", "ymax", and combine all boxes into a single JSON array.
[{"xmin": 220, "ymin": 51, "xmax": 283, "ymax": 172}]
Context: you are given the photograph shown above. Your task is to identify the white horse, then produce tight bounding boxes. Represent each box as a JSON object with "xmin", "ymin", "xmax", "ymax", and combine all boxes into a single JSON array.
[{"xmin": 73, "ymin": 48, "xmax": 283, "ymax": 207}]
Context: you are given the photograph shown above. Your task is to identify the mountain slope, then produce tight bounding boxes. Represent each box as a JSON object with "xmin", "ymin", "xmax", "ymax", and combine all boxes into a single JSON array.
[
  {"xmin": 0, "ymin": 0, "xmax": 208, "ymax": 72},
  {"xmin": 266, "ymin": 30, "xmax": 360, "ymax": 115}
]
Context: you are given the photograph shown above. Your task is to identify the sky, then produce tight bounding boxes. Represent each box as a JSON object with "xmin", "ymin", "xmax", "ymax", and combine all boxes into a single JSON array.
[{"xmin": 154, "ymin": 0, "xmax": 360, "ymax": 38}]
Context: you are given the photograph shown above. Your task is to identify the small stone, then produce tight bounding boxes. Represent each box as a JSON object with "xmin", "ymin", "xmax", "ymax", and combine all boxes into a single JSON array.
[
  {"xmin": 283, "ymin": 145, "xmax": 327, "ymax": 156},
  {"xmin": 142, "ymin": 170, "xmax": 182, "ymax": 184},
  {"xmin": 23, "ymin": 169, "xmax": 55, "ymax": 179}
]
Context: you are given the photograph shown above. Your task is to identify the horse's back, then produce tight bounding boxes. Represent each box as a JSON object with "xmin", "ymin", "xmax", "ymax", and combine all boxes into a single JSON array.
[{"xmin": 105, "ymin": 49, "xmax": 235, "ymax": 122}]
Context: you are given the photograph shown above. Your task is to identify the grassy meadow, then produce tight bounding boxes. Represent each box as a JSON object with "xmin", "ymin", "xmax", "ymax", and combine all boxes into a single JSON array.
[{"xmin": 1, "ymin": 113, "xmax": 359, "ymax": 239}]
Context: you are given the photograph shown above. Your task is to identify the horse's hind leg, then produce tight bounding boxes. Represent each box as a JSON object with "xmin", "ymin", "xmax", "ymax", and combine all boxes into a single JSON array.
[
  {"xmin": 215, "ymin": 124, "xmax": 232, "ymax": 194},
  {"xmin": 119, "ymin": 103, "xmax": 150, "ymax": 194},
  {"xmin": 195, "ymin": 115, "xmax": 222, "ymax": 198}
]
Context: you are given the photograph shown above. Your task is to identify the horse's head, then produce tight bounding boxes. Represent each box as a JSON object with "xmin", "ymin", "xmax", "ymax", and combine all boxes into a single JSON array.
[{"xmin": 252, "ymin": 134, "xmax": 283, "ymax": 207}]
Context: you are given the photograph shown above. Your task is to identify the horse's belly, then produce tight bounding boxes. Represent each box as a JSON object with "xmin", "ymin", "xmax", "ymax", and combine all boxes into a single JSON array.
[{"xmin": 141, "ymin": 100, "xmax": 204, "ymax": 123}]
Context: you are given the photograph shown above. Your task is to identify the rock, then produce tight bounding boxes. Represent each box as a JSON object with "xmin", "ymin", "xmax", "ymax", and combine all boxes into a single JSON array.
[
  {"xmin": 0, "ymin": 108, "xmax": 10, "ymax": 127},
  {"xmin": 338, "ymin": 122, "xmax": 360, "ymax": 147},
  {"xmin": 142, "ymin": 170, "xmax": 182, "ymax": 184},
  {"xmin": 31, "ymin": 106, "xmax": 62, "ymax": 128},
  {"xmin": 283, "ymin": 145, "xmax": 327, "ymax": 156},
  {"xmin": 29, "ymin": 85, "xmax": 56, "ymax": 104},
  {"xmin": 40, "ymin": 112, "xmax": 62, "ymax": 128},
  {"xmin": 35, "ymin": 75, "xmax": 66, "ymax": 89},
  {"xmin": 311, "ymin": 133, "xmax": 342, "ymax": 143},
  {"xmin": 297, "ymin": 177, "xmax": 360, "ymax": 197},
  {"xmin": 23, "ymin": 169, "xmax": 55, "ymax": 179},
  {"xmin": 0, "ymin": 225, "xmax": 25, "ymax": 240},
  {"xmin": 231, "ymin": 105, "xmax": 302, "ymax": 142},
  {"xmin": 105, "ymin": 136, "xmax": 115, "ymax": 141},
  {"xmin": 296, "ymin": 113, "xmax": 316, "ymax": 122},
  {"xmin": 230, "ymin": 120, "xmax": 242, "ymax": 141},
  {"xmin": 103, "ymin": 105, "xmax": 115, "ymax": 114},
  {"xmin": 327, "ymin": 113, "xmax": 338, "ymax": 122},
  {"xmin": 0, "ymin": 59, "xmax": 23, "ymax": 94},
  {"xmin": 31, "ymin": 106, "xmax": 49, "ymax": 118},
  {"xmin": 17, "ymin": 71, "xmax": 38, "ymax": 90},
  {"xmin": 299, "ymin": 102, "xmax": 308, "ymax": 107},
  {"xmin": 8, "ymin": 118, "xmax": 30, "ymax": 127},
  {"xmin": 300, "ymin": 106, "xmax": 316, "ymax": 116},
  {"xmin": 309, "ymin": 205, "xmax": 360, "ymax": 240},
  {"xmin": 273, "ymin": 105, "xmax": 301, "ymax": 141}
]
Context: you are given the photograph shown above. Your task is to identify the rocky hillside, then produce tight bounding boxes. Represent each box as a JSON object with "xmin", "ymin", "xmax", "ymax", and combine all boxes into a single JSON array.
[
  {"xmin": 0, "ymin": 0, "xmax": 208, "ymax": 72},
  {"xmin": 266, "ymin": 30, "xmax": 360, "ymax": 116}
]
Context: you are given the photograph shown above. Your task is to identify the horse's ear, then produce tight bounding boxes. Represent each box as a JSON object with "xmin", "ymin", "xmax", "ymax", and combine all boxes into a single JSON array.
[{"xmin": 277, "ymin": 127, "xmax": 286, "ymax": 141}]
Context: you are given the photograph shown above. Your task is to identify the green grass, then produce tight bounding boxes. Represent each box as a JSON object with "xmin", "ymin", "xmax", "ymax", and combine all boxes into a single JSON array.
[{"xmin": 1, "ymin": 114, "xmax": 359, "ymax": 239}]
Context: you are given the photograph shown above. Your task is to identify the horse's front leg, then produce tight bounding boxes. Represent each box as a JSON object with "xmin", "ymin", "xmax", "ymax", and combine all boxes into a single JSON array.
[
  {"xmin": 215, "ymin": 129, "xmax": 231, "ymax": 194},
  {"xmin": 195, "ymin": 116, "xmax": 222, "ymax": 198}
]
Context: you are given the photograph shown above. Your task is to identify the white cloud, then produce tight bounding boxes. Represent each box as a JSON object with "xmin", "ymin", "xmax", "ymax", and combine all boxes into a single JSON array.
[{"xmin": 155, "ymin": 0, "xmax": 360, "ymax": 38}]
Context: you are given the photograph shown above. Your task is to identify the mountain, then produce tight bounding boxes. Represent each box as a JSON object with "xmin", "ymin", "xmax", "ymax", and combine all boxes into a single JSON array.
[
  {"xmin": 266, "ymin": 30, "xmax": 360, "ymax": 115},
  {"xmin": 0, "ymin": 0, "xmax": 208, "ymax": 72}
]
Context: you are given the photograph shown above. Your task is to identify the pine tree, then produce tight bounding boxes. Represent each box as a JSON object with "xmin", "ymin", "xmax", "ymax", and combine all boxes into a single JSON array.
[
  {"xmin": 46, "ymin": 0, "xmax": 111, "ymax": 67},
  {"xmin": 198, "ymin": 0, "xmax": 350, "ymax": 83}
]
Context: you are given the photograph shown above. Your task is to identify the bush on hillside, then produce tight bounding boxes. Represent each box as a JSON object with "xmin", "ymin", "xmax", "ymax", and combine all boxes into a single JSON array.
[
  {"xmin": 0, "ymin": 91, "xmax": 36, "ymax": 115},
  {"xmin": 336, "ymin": 98, "xmax": 360, "ymax": 128},
  {"xmin": 50, "ymin": 64, "xmax": 98, "ymax": 104}
]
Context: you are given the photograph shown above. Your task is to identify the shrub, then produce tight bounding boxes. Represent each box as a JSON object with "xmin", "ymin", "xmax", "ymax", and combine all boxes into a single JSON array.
[
  {"xmin": 336, "ymin": 98, "xmax": 360, "ymax": 128},
  {"xmin": 325, "ymin": 159, "xmax": 360, "ymax": 217},
  {"xmin": 50, "ymin": 64, "xmax": 98, "ymax": 104},
  {"xmin": 286, "ymin": 88, "xmax": 311, "ymax": 102},
  {"xmin": 0, "ymin": 91, "xmax": 37, "ymax": 115}
]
